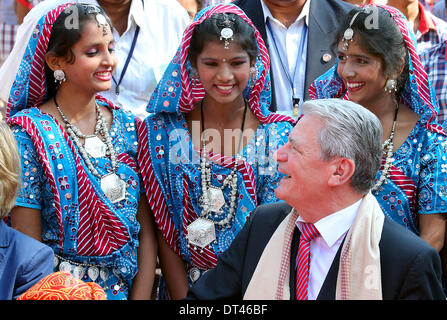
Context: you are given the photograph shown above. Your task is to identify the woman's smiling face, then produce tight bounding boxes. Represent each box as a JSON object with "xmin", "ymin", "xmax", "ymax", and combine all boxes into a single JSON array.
[
  {"xmin": 195, "ymin": 40, "xmax": 252, "ymax": 106},
  {"xmin": 336, "ymin": 38, "xmax": 388, "ymax": 107}
]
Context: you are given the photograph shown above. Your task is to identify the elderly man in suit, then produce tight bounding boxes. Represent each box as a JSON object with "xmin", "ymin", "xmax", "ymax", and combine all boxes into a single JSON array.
[
  {"xmin": 232, "ymin": 0, "xmax": 354, "ymax": 117},
  {"xmin": 187, "ymin": 98, "xmax": 445, "ymax": 300}
]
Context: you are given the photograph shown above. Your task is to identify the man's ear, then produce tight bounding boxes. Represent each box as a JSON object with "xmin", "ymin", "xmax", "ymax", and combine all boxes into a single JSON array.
[
  {"xmin": 45, "ymin": 52, "xmax": 63, "ymax": 72},
  {"xmin": 327, "ymin": 157, "xmax": 355, "ymax": 187}
]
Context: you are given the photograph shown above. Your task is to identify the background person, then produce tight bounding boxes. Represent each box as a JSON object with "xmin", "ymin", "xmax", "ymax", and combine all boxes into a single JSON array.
[
  {"xmin": 1, "ymin": 3, "xmax": 157, "ymax": 300},
  {"xmin": 138, "ymin": 4, "xmax": 295, "ymax": 299},
  {"xmin": 232, "ymin": 0, "xmax": 354, "ymax": 116},
  {"xmin": 0, "ymin": 121, "xmax": 54, "ymax": 300},
  {"xmin": 310, "ymin": 5, "xmax": 447, "ymax": 252}
]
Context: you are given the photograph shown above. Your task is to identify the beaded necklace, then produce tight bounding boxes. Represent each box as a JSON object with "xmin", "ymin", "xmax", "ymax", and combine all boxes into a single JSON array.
[
  {"xmin": 199, "ymin": 100, "xmax": 247, "ymax": 223},
  {"xmin": 186, "ymin": 100, "xmax": 248, "ymax": 251},
  {"xmin": 54, "ymin": 96, "xmax": 127, "ymax": 203},
  {"xmin": 372, "ymin": 101, "xmax": 399, "ymax": 193}
]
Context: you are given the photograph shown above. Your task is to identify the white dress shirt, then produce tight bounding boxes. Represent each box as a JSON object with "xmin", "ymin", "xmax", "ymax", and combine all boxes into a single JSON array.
[
  {"xmin": 296, "ymin": 198, "xmax": 362, "ymax": 300},
  {"xmin": 97, "ymin": 0, "xmax": 189, "ymax": 119},
  {"xmin": 261, "ymin": 0, "xmax": 310, "ymax": 117}
]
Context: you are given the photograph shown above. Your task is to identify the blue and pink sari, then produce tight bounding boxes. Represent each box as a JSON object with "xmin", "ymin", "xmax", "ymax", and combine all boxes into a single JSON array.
[
  {"xmin": 5, "ymin": 4, "xmax": 142, "ymax": 300},
  {"xmin": 310, "ymin": 5, "xmax": 447, "ymax": 234},
  {"xmin": 138, "ymin": 4, "xmax": 295, "ymax": 296}
]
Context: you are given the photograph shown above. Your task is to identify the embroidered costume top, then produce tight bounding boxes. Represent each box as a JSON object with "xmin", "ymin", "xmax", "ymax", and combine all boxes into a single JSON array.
[
  {"xmin": 138, "ymin": 4, "xmax": 295, "ymax": 290},
  {"xmin": 309, "ymin": 5, "xmax": 447, "ymax": 235},
  {"xmin": 2, "ymin": 3, "xmax": 143, "ymax": 300}
]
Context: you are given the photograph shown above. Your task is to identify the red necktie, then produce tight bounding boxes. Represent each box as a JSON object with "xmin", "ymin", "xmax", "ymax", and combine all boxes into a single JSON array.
[{"xmin": 296, "ymin": 223, "xmax": 320, "ymax": 300}]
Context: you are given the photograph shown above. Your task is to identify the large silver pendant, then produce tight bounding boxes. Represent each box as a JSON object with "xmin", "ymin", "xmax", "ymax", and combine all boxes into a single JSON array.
[
  {"xmin": 208, "ymin": 186, "xmax": 225, "ymax": 213},
  {"xmin": 100, "ymin": 173, "xmax": 126, "ymax": 203},
  {"xmin": 186, "ymin": 218, "xmax": 216, "ymax": 248},
  {"xmin": 84, "ymin": 136, "xmax": 107, "ymax": 158}
]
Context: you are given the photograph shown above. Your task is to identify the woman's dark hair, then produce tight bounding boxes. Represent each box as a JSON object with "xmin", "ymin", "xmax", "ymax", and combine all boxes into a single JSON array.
[
  {"xmin": 45, "ymin": 4, "xmax": 112, "ymax": 99},
  {"xmin": 188, "ymin": 13, "xmax": 258, "ymax": 66},
  {"xmin": 333, "ymin": 6, "xmax": 409, "ymax": 98}
]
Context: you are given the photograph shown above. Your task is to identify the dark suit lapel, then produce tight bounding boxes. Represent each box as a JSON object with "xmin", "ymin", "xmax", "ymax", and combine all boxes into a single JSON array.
[
  {"xmin": 237, "ymin": 0, "xmax": 268, "ymax": 42},
  {"xmin": 233, "ymin": 0, "xmax": 277, "ymax": 111},
  {"xmin": 304, "ymin": 1, "xmax": 348, "ymax": 100},
  {"xmin": 289, "ymin": 226, "xmax": 300, "ymax": 299}
]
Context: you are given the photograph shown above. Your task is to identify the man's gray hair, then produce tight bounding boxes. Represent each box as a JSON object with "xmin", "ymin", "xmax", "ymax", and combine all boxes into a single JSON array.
[{"xmin": 301, "ymin": 98, "xmax": 383, "ymax": 194}]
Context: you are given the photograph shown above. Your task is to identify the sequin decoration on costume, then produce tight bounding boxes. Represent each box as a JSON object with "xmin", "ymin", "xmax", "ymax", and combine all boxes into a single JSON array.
[{"xmin": 309, "ymin": 5, "xmax": 447, "ymax": 235}]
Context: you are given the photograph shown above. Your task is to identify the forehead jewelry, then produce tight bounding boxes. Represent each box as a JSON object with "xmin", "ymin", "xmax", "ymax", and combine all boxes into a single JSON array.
[
  {"xmin": 219, "ymin": 15, "xmax": 235, "ymax": 50},
  {"xmin": 220, "ymin": 27, "xmax": 234, "ymax": 50},
  {"xmin": 342, "ymin": 11, "xmax": 362, "ymax": 51},
  {"xmin": 83, "ymin": 5, "xmax": 109, "ymax": 36},
  {"xmin": 95, "ymin": 14, "xmax": 109, "ymax": 36}
]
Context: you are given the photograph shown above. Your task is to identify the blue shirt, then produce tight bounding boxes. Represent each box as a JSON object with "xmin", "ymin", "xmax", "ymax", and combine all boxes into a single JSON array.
[{"xmin": 0, "ymin": 220, "xmax": 54, "ymax": 299}]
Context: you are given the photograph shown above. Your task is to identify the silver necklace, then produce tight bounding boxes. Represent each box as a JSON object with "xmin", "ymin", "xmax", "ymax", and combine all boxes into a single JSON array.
[
  {"xmin": 54, "ymin": 96, "xmax": 127, "ymax": 204},
  {"xmin": 186, "ymin": 100, "xmax": 248, "ymax": 252},
  {"xmin": 372, "ymin": 101, "xmax": 399, "ymax": 194}
]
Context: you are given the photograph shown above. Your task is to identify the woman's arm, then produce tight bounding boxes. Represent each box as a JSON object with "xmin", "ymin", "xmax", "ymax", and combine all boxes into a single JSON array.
[
  {"xmin": 419, "ymin": 213, "xmax": 446, "ymax": 252},
  {"xmin": 157, "ymin": 230, "xmax": 189, "ymax": 299},
  {"xmin": 130, "ymin": 195, "xmax": 158, "ymax": 300},
  {"xmin": 10, "ymin": 206, "xmax": 42, "ymax": 242}
]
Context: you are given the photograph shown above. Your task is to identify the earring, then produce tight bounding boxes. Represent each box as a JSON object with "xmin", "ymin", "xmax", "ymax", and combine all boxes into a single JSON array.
[
  {"xmin": 384, "ymin": 79, "xmax": 397, "ymax": 94},
  {"xmin": 191, "ymin": 68, "xmax": 200, "ymax": 89},
  {"xmin": 54, "ymin": 69, "xmax": 66, "ymax": 85},
  {"xmin": 249, "ymin": 66, "xmax": 257, "ymax": 89}
]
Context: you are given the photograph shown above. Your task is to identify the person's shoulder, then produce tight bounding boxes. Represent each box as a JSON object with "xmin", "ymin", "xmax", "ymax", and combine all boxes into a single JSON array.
[
  {"xmin": 430, "ymin": 10, "xmax": 447, "ymax": 28},
  {"xmin": 3, "ymin": 222, "xmax": 52, "ymax": 256},
  {"xmin": 381, "ymin": 217, "xmax": 437, "ymax": 257},
  {"xmin": 250, "ymin": 202, "xmax": 293, "ymax": 227},
  {"xmin": 144, "ymin": 0, "xmax": 188, "ymax": 15},
  {"xmin": 419, "ymin": 40, "xmax": 446, "ymax": 60},
  {"xmin": 316, "ymin": 0, "xmax": 355, "ymax": 13}
]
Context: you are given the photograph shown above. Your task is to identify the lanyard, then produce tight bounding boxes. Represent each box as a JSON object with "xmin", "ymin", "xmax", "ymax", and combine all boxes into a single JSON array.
[
  {"xmin": 112, "ymin": 0, "xmax": 144, "ymax": 95},
  {"xmin": 266, "ymin": 19, "xmax": 307, "ymax": 116},
  {"xmin": 112, "ymin": 25, "xmax": 140, "ymax": 95}
]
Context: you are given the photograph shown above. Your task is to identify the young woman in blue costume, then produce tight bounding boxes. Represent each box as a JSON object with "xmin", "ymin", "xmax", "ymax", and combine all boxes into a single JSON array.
[
  {"xmin": 310, "ymin": 5, "xmax": 447, "ymax": 252},
  {"xmin": 0, "ymin": 3, "xmax": 156, "ymax": 300},
  {"xmin": 138, "ymin": 4, "xmax": 295, "ymax": 299}
]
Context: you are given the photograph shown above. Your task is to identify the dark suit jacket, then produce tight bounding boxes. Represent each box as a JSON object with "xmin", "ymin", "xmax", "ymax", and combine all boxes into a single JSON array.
[
  {"xmin": 187, "ymin": 202, "xmax": 446, "ymax": 300},
  {"xmin": 232, "ymin": 0, "xmax": 354, "ymax": 111}
]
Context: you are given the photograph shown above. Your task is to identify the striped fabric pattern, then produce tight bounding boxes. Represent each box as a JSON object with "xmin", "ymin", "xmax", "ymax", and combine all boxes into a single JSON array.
[
  {"xmin": 8, "ymin": 104, "xmax": 131, "ymax": 256},
  {"xmin": 296, "ymin": 223, "xmax": 319, "ymax": 300},
  {"xmin": 175, "ymin": 4, "xmax": 295, "ymax": 126},
  {"xmin": 7, "ymin": 3, "xmax": 71, "ymax": 118}
]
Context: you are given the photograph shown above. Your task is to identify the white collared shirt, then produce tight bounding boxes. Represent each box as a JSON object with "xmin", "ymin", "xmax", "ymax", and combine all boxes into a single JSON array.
[
  {"xmin": 296, "ymin": 198, "xmax": 362, "ymax": 300},
  {"xmin": 261, "ymin": 0, "xmax": 310, "ymax": 117},
  {"xmin": 95, "ymin": 0, "xmax": 190, "ymax": 119}
]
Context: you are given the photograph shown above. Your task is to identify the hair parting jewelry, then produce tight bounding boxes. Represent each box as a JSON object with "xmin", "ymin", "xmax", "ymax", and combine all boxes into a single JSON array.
[
  {"xmin": 342, "ymin": 11, "xmax": 362, "ymax": 51},
  {"xmin": 218, "ymin": 14, "xmax": 235, "ymax": 50},
  {"xmin": 82, "ymin": 4, "xmax": 110, "ymax": 36}
]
